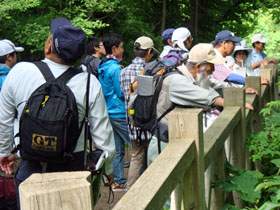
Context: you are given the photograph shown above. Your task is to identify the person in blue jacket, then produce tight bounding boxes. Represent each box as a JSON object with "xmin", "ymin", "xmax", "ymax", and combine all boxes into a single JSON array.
[
  {"xmin": 98, "ymin": 33, "xmax": 130, "ymax": 191},
  {"xmin": 0, "ymin": 39, "xmax": 24, "ymax": 90}
]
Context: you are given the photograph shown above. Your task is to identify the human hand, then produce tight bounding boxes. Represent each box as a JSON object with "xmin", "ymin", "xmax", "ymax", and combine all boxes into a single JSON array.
[
  {"xmin": 0, "ymin": 155, "xmax": 16, "ymax": 175},
  {"xmin": 246, "ymin": 103, "xmax": 254, "ymax": 110},
  {"xmin": 261, "ymin": 58, "xmax": 269, "ymax": 68},
  {"xmin": 261, "ymin": 77, "xmax": 269, "ymax": 85},
  {"xmin": 268, "ymin": 58, "xmax": 279, "ymax": 64},
  {"xmin": 246, "ymin": 87, "xmax": 259, "ymax": 95},
  {"xmin": 104, "ymin": 173, "xmax": 114, "ymax": 186}
]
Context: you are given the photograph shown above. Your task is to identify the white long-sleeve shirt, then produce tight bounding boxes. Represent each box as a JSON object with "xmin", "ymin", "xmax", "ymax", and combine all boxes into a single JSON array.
[{"xmin": 0, "ymin": 58, "xmax": 115, "ymax": 175}]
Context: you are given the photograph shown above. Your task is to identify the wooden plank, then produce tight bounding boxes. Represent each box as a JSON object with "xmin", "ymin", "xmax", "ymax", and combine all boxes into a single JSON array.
[
  {"xmin": 113, "ymin": 139, "xmax": 196, "ymax": 210},
  {"xmin": 19, "ymin": 171, "xmax": 93, "ymax": 210},
  {"xmin": 224, "ymin": 88, "xmax": 245, "ymax": 207},
  {"xmin": 168, "ymin": 108, "xmax": 205, "ymax": 210},
  {"xmin": 204, "ymin": 107, "xmax": 241, "ymax": 169}
]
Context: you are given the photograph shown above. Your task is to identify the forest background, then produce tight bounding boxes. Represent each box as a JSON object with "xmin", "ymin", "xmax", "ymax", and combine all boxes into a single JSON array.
[{"xmin": 1, "ymin": 0, "xmax": 280, "ymax": 65}]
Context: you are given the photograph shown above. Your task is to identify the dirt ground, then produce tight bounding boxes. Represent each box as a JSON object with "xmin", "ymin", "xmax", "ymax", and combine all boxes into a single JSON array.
[{"xmin": 94, "ymin": 148, "xmax": 131, "ymax": 210}]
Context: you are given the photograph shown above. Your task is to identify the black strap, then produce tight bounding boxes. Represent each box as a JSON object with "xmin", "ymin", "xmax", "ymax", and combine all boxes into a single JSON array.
[
  {"xmin": 33, "ymin": 61, "xmax": 55, "ymax": 81},
  {"xmin": 57, "ymin": 67, "xmax": 82, "ymax": 83},
  {"xmin": 83, "ymin": 73, "xmax": 91, "ymax": 170},
  {"xmin": 0, "ymin": 72, "xmax": 9, "ymax": 76},
  {"xmin": 33, "ymin": 61, "xmax": 82, "ymax": 84}
]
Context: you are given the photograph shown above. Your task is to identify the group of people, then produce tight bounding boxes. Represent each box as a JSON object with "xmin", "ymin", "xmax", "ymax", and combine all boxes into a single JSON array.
[{"xmin": 0, "ymin": 16, "xmax": 278, "ymax": 209}]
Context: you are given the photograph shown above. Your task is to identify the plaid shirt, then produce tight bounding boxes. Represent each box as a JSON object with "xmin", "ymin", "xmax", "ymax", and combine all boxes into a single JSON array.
[
  {"xmin": 120, "ymin": 57, "xmax": 151, "ymax": 141},
  {"xmin": 212, "ymin": 64, "xmax": 232, "ymax": 81}
]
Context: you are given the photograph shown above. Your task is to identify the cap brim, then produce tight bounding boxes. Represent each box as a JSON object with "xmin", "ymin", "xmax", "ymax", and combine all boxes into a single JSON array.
[
  {"xmin": 152, "ymin": 47, "xmax": 159, "ymax": 54},
  {"xmin": 208, "ymin": 55, "xmax": 226, "ymax": 64},
  {"xmin": 15, "ymin": 47, "xmax": 24, "ymax": 52},
  {"xmin": 50, "ymin": 17, "xmax": 72, "ymax": 34},
  {"xmin": 230, "ymin": 36, "xmax": 242, "ymax": 43},
  {"xmin": 260, "ymin": 38, "xmax": 268, "ymax": 43}
]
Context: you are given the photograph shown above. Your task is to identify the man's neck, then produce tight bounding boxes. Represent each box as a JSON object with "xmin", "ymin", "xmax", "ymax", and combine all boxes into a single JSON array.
[
  {"xmin": 91, "ymin": 53, "xmax": 101, "ymax": 59},
  {"xmin": 215, "ymin": 47, "xmax": 226, "ymax": 58}
]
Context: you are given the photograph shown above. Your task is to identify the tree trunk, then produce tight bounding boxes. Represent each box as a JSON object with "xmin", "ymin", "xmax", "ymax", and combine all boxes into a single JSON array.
[
  {"xmin": 189, "ymin": 0, "xmax": 199, "ymax": 43},
  {"xmin": 161, "ymin": 0, "xmax": 167, "ymax": 34}
]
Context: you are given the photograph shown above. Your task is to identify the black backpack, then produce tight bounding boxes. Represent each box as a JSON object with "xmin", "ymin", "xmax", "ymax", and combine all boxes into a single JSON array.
[
  {"xmin": 129, "ymin": 59, "xmax": 182, "ymax": 152},
  {"xmin": 80, "ymin": 55, "xmax": 99, "ymax": 78},
  {"xmin": 18, "ymin": 61, "xmax": 83, "ymax": 164}
]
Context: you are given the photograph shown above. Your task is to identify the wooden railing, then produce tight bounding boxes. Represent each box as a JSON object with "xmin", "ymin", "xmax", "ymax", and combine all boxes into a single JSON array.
[{"xmin": 113, "ymin": 63, "xmax": 279, "ymax": 210}]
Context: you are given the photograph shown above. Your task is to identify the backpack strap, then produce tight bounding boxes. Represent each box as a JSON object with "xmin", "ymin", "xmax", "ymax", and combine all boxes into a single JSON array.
[
  {"xmin": 57, "ymin": 67, "xmax": 82, "ymax": 83},
  {"xmin": 33, "ymin": 61, "xmax": 55, "ymax": 81},
  {"xmin": 83, "ymin": 73, "xmax": 91, "ymax": 170}
]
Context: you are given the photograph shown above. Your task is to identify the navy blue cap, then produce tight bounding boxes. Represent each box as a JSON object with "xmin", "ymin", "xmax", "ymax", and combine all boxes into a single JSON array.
[
  {"xmin": 50, "ymin": 17, "xmax": 85, "ymax": 62},
  {"xmin": 215, "ymin": 30, "xmax": 242, "ymax": 44},
  {"xmin": 162, "ymin": 28, "xmax": 175, "ymax": 41}
]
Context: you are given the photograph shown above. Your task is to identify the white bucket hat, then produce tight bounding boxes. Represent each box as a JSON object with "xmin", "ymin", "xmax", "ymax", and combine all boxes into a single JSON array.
[
  {"xmin": 232, "ymin": 41, "xmax": 252, "ymax": 57},
  {"xmin": 251, "ymin": 33, "xmax": 268, "ymax": 44},
  {"xmin": 171, "ymin": 27, "xmax": 191, "ymax": 52}
]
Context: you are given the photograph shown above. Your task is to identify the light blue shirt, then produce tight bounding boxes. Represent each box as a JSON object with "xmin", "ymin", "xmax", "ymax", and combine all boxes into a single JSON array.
[{"xmin": 250, "ymin": 48, "xmax": 267, "ymax": 74}]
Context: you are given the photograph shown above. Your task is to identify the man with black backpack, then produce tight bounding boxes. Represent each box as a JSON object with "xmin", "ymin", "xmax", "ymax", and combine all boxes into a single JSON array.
[
  {"xmin": 120, "ymin": 36, "xmax": 158, "ymax": 189},
  {"xmin": 0, "ymin": 17, "xmax": 115, "ymax": 208},
  {"xmin": 80, "ymin": 36, "xmax": 106, "ymax": 78}
]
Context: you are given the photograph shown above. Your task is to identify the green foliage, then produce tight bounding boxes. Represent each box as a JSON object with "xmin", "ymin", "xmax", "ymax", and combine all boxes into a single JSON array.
[
  {"xmin": 247, "ymin": 100, "xmax": 280, "ymax": 163},
  {"xmin": 221, "ymin": 160, "xmax": 280, "ymax": 209},
  {"xmin": 218, "ymin": 163, "xmax": 263, "ymax": 204},
  {"xmin": 243, "ymin": 8, "xmax": 280, "ymax": 59},
  {"xmin": 0, "ymin": 0, "xmax": 120, "ymax": 61}
]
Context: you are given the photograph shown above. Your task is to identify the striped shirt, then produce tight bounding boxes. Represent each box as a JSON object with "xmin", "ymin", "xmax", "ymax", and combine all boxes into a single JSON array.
[{"xmin": 120, "ymin": 57, "xmax": 151, "ymax": 141}]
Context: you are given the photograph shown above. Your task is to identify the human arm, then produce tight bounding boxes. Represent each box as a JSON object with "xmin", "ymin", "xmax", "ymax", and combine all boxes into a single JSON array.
[
  {"xmin": 88, "ymin": 76, "xmax": 116, "ymax": 176},
  {"xmin": 225, "ymin": 73, "xmax": 246, "ymax": 85},
  {"xmin": 169, "ymin": 75, "xmax": 220, "ymax": 107}
]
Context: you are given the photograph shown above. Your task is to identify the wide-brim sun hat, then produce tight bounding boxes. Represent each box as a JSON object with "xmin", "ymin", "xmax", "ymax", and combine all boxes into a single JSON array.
[{"xmin": 232, "ymin": 41, "xmax": 252, "ymax": 57}]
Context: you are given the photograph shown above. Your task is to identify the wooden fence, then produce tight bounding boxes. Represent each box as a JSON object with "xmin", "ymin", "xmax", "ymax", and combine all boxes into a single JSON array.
[{"xmin": 113, "ymin": 63, "xmax": 279, "ymax": 210}]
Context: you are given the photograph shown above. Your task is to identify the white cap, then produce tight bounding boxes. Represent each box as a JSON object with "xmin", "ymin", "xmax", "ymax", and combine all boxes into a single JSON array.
[
  {"xmin": 171, "ymin": 27, "xmax": 191, "ymax": 52},
  {"xmin": 251, "ymin": 33, "xmax": 268, "ymax": 44},
  {"xmin": 0, "ymin": 39, "xmax": 24, "ymax": 56},
  {"xmin": 134, "ymin": 36, "xmax": 159, "ymax": 53}
]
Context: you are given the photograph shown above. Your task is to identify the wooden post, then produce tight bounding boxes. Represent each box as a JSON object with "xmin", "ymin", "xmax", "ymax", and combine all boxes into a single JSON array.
[
  {"xmin": 168, "ymin": 108, "xmax": 205, "ymax": 210},
  {"xmin": 259, "ymin": 68, "xmax": 273, "ymax": 101},
  {"xmin": 19, "ymin": 171, "xmax": 93, "ymax": 210},
  {"xmin": 224, "ymin": 87, "xmax": 246, "ymax": 207},
  {"xmin": 245, "ymin": 76, "xmax": 262, "ymax": 170},
  {"xmin": 210, "ymin": 148, "xmax": 227, "ymax": 210}
]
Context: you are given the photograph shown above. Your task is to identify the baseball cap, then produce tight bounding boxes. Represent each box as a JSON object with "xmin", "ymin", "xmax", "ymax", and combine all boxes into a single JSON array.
[
  {"xmin": 251, "ymin": 33, "xmax": 268, "ymax": 44},
  {"xmin": 134, "ymin": 36, "xmax": 159, "ymax": 53},
  {"xmin": 50, "ymin": 17, "xmax": 85, "ymax": 62},
  {"xmin": 215, "ymin": 30, "xmax": 242, "ymax": 44},
  {"xmin": 171, "ymin": 27, "xmax": 191, "ymax": 52},
  {"xmin": 188, "ymin": 43, "xmax": 225, "ymax": 64},
  {"xmin": 0, "ymin": 39, "xmax": 24, "ymax": 56},
  {"xmin": 161, "ymin": 28, "xmax": 175, "ymax": 41}
]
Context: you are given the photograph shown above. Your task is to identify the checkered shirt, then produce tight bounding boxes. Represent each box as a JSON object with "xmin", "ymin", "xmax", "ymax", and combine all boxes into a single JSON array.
[
  {"xmin": 212, "ymin": 64, "xmax": 232, "ymax": 81},
  {"xmin": 120, "ymin": 57, "xmax": 152, "ymax": 141}
]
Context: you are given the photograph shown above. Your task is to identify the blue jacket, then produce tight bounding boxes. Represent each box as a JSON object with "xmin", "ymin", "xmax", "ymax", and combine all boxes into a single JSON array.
[
  {"xmin": 0, "ymin": 64, "xmax": 10, "ymax": 90},
  {"xmin": 98, "ymin": 59, "xmax": 126, "ymax": 118}
]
